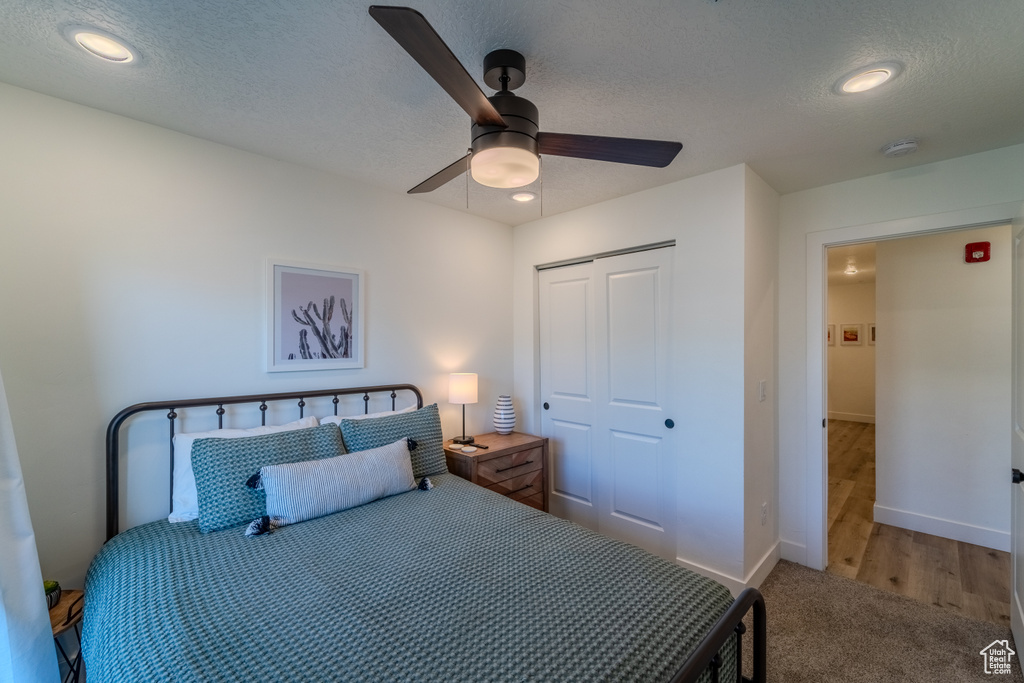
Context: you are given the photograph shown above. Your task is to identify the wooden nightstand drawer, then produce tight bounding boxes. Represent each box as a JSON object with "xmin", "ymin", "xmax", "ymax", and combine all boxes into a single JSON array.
[
  {"xmin": 445, "ymin": 432, "xmax": 548, "ymax": 512},
  {"xmin": 477, "ymin": 446, "xmax": 543, "ymax": 486},
  {"xmin": 485, "ymin": 468, "xmax": 543, "ymax": 501}
]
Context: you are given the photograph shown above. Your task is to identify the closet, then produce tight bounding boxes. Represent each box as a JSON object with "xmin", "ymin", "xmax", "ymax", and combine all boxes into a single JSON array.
[{"xmin": 538, "ymin": 246, "xmax": 675, "ymax": 559}]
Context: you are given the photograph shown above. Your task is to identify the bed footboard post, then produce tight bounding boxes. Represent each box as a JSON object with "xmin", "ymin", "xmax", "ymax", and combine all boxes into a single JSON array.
[
  {"xmin": 667, "ymin": 587, "xmax": 766, "ymax": 683},
  {"xmin": 751, "ymin": 590, "xmax": 766, "ymax": 683},
  {"xmin": 734, "ymin": 621, "xmax": 745, "ymax": 683}
]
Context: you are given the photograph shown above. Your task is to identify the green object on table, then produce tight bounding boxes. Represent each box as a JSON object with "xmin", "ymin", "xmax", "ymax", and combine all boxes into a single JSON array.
[{"xmin": 44, "ymin": 580, "xmax": 61, "ymax": 609}]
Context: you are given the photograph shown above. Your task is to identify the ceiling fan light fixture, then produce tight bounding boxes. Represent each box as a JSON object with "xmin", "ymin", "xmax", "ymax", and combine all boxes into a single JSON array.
[
  {"xmin": 510, "ymin": 191, "xmax": 537, "ymax": 202},
  {"xmin": 470, "ymin": 146, "xmax": 539, "ymax": 189}
]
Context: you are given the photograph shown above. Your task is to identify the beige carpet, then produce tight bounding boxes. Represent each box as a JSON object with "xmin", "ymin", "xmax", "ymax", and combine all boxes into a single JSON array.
[{"xmin": 747, "ymin": 560, "xmax": 1023, "ymax": 682}]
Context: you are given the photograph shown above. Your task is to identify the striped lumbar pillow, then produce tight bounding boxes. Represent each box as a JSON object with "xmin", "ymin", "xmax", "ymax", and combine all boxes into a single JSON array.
[{"xmin": 251, "ymin": 437, "xmax": 417, "ymax": 529}]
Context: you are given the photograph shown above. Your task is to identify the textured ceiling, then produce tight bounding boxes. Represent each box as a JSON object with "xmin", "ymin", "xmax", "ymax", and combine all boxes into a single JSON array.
[{"xmin": 1, "ymin": 0, "xmax": 1022, "ymax": 225}]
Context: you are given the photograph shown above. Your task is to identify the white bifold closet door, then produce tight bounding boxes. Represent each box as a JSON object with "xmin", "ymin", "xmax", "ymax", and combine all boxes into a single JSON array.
[{"xmin": 539, "ymin": 247, "xmax": 675, "ymax": 559}]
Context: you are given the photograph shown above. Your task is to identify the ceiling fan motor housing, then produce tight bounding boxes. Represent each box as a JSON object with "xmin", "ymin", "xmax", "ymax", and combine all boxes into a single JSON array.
[{"xmin": 471, "ymin": 91, "xmax": 539, "ymax": 158}]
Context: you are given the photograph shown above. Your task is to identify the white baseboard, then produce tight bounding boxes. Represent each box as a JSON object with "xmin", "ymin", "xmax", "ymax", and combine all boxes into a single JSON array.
[
  {"xmin": 744, "ymin": 542, "xmax": 781, "ymax": 589},
  {"xmin": 873, "ymin": 504, "xmax": 1009, "ymax": 552},
  {"xmin": 779, "ymin": 538, "xmax": 806, "ymax": 564},
  {"xmin": 827, "ymin": 411, "xmax": 875, "ymax": 424},
  {"xmin": 675, "ymin": 541, "xmax": 780, "ymax": 596}
]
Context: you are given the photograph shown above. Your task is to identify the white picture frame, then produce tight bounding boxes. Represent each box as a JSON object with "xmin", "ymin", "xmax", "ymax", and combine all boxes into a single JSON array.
[
  {"xmin": 839, "ymin": 323, "xmax": 862, "ymax": 346},
  {"xmin": 267, "ymin": 260, "xmax": 365, "ymax": 372}
]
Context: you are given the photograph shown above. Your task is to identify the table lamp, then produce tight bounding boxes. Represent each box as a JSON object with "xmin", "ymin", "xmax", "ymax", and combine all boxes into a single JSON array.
[{"xmin": 449, "ymin": 373, "xmax": 478, "ymax": 444}]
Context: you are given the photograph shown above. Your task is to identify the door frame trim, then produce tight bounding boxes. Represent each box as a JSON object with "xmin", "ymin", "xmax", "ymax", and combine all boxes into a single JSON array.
[{"xmin": 804, "ymin": 202, "xmax": 1021, "ymax": 570}]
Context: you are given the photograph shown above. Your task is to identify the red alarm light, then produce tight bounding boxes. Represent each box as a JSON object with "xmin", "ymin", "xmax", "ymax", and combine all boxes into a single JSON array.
[{"xmin": 965, "ymin": 242, "xmax": 990, "ymax": 263}]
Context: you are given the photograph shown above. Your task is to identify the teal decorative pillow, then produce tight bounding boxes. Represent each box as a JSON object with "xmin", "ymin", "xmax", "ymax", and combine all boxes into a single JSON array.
[
  {"xmin": 192, "ymin": 422, "xmax": 345, "ymax": 532},
  {"xmin": 339, "ymin": 403, "xmax": 447, "ymax": 478}
]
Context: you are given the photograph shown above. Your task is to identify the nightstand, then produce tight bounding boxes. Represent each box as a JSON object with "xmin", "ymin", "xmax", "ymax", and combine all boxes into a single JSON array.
[
  {"xmin": 50, "ymin": 589, "xmax": 84, "ymax": 683},
  {"xmin": 444, "ymin": 432, "xmax": 548, "ymax": 511}
]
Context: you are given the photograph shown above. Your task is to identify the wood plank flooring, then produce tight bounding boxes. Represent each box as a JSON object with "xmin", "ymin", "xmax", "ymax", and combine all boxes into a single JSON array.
[{"xmin": 826, "ymin": 419, "xmax": 1011, "ymax": 626}]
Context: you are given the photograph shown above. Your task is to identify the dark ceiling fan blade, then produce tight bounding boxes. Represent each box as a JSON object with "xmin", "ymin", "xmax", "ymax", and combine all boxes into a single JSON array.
[
  {"xmin": 408, "ymin": 153, "xmax": 471, "ymax": 193},
  {"xmin": 369, "ymin": 6, "xmax": 506, "ymax": 128},
  {"xmin": 537, "ymin": 132, "xmax": 682, "ymax": 168}
]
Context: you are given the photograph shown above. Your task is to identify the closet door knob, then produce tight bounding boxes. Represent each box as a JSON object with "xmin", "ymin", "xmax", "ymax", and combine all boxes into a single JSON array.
[
  {"xmin": 665, "ymin": 419, "xmax": 675, "ymax": 429},
  {"xmin": 543, "ymin": 402, "xmax": 550, "ymax": 410}
]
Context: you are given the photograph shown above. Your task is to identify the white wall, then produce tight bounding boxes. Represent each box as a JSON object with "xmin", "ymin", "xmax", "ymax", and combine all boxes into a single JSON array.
[
  {"xmin": 513, "ymin": 164, "xmax": 780, "ymax": 589},
  {"xmin": 0, "ymin": 83, "xmax": 514, "ymax": 587},
  {"xmin": 742, "ymin": 167, "xmax": 781, "ymax": 583},
  {"xmin": 827, "ymin": 282, "xmax": 876, "ymax": 423},
  {"xmin": 875, "ymin": 224, "xmax": 1011, "ymax": 550},
  {"xmin": 778, "ymin": 143, "xmax": 1024, "ymax": 568}
]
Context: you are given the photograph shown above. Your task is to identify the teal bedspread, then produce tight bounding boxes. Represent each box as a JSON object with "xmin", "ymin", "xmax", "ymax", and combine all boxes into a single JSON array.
[{"xmin": 83, "ymin": 474, "xmax": 735, "ymax": 682}]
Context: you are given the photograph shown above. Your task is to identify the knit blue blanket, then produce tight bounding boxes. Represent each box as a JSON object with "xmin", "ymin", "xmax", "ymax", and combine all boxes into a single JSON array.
[{"xmin": 83, "ymin": 473, "xmax": 734, "ymax": 682}]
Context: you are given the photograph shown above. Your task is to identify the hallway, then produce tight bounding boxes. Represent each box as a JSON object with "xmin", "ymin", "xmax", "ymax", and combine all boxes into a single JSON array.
[{"xmin": 826, "ymin": 419, "xmax": 1011, "ymax": 626}]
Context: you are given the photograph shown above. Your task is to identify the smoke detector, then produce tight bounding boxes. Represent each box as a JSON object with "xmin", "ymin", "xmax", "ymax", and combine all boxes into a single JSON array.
[{"xmin": 881, "ymin": 138, "xmax": 919, "ymax": 158}]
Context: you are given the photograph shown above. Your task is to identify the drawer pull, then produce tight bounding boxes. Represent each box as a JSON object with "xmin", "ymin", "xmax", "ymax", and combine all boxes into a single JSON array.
[
  {"xmin": 495, "ymin": 460, "xmax": 533, "ymax": 473},
  {"xmin": 509, "ymin": 485, "xmax": 533, "ymax": 495}
]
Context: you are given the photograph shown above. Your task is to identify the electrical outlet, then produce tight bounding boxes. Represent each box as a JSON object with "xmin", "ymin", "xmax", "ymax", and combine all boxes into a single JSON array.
[{"xmin": 761, "ymin": 502, "xmax": 769, "ymax": 526}]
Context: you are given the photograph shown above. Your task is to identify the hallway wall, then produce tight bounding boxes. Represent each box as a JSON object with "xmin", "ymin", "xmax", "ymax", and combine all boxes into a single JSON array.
[
  {"xmin": 875, "ymin": 224, "xmax": 1012, "ymax": 550},
  {"xmin": 827, "ymin": 282, "xmax": 876, "ymax": 423}
]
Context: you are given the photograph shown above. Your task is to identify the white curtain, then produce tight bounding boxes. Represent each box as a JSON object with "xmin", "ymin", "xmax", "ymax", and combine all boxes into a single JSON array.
[{"xmin": 0, "ymin": 367, "xmax": 59, "ymax": 683}]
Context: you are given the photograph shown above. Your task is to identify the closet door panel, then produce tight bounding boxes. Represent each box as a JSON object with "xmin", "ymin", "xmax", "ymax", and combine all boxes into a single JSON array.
[
  {"xmin": 593, "ymin": 248, "xmax": 675, "ymax": 559},
  {"xmin": 539, "ymin": 263, "xmax": 597, "ymax": 530}
]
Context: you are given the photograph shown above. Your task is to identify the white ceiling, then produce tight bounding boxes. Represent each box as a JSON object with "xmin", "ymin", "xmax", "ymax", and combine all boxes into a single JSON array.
[{"xmin": 1, "ymin": 0, "xmax": 1022, "ymax": 226}]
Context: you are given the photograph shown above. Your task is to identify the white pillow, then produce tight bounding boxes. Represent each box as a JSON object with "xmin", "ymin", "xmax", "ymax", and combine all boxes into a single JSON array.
[
  {"xmin": 168, "ymin": 416, "xmax": 318, "ymax": 522},
  {"xmin": 257, "ymin": 437, "xmax": 416, "ymax": 527},
  {"xmin": 319, "ymin": 404, "xmax": 416, "ymax": 426}
]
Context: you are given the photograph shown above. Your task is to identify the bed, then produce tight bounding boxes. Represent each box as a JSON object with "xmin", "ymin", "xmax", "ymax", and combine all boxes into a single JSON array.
[{"xmin": 84, "ymin": 384, "xmax": 765, "ymax": 682}]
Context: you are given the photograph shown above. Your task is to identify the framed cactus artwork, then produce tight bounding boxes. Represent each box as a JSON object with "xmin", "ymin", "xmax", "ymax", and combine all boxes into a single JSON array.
[{"xmin": 267, "ymin": 260, "xmax": 365, "ymax": 371}]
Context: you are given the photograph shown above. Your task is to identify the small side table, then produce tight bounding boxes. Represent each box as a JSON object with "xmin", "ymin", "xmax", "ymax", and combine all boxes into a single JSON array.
[
  {"xmin": 50, "ymin": 589, "xmax": 84, "ymax": 683},
  {"xmin": 445, "ymin": 432, "xmax": 548, "ymax": 511}
]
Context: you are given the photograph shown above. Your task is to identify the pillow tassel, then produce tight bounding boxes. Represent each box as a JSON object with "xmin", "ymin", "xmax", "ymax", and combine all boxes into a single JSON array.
[
  {"xmin": 244, "ymin": 515, "xmax": 283, "ymax": 537},
  {"xmin": 418, "ymin": 477, "xmax": 433, "ymax": 491}
]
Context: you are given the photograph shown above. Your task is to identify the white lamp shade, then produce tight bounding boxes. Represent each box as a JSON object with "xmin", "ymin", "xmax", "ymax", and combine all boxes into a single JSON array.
[
  {"xmin": 470, "ymin": 147, "xmax": 540, "ymax": 189},
  {"xmin": 448, "ymin": 373, "xmax": 478, "ymax": 405}
]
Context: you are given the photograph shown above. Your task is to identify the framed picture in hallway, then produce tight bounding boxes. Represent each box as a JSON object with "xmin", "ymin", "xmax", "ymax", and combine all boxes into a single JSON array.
[
  {"xmin": 868, "ymin": 323, "xmax": 876, "ymax": 345},
  {"xmin": 267, "ymin": 260, "xmax": 365, "ymax": 372},
  {"xmin": 839, "ymin": 323, "xmax": 862, "ymax": 346},
  {"xmin": 827, "ymin": 324, "xmax": 835, "ymax": 346}
]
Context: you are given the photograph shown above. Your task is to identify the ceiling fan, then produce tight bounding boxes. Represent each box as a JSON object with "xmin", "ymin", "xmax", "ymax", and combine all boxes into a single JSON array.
[{"xmin": 368, "ymin": 5, "xmax": 683, "ymax": 194}]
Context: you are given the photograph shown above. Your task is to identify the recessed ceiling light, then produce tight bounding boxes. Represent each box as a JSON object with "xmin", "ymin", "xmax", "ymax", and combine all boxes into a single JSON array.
[
  {"xmin": 835, "ymin": 62, "xmax": 901, "ymax": 94},
  {"xmin": 65, "ymin": 26, "xmax": 137, "ymax": 63},
  {"xmin": 510, "ymin": 191, "xmax": 537, "ymax": 202}
]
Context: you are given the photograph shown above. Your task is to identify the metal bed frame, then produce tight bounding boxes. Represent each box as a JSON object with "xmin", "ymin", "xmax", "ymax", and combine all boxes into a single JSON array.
[{"xmin": 104, "ymin": 383, "xmax": 765, "ymax": 683}]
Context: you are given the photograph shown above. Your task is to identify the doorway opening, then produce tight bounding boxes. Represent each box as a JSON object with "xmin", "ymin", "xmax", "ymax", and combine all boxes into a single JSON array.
[{"xmin": 824, "ymin": 226, "xmax": 1012, "ymax": 625}]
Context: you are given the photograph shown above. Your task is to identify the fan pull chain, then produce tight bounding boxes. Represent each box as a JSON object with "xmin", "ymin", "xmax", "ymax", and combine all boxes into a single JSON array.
[
  {"xmin": 465, "ymin": 149, "xmax": 470, "ymax": 209},
  {"xmin": 539, "ymin": 156, "xmax": 544, "ymax": 217}
]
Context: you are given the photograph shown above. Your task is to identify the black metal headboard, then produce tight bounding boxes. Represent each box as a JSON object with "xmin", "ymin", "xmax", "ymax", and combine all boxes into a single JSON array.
[{"xmin": 105, "ymin": 384, "xmax": 423, "ymax": 541}]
